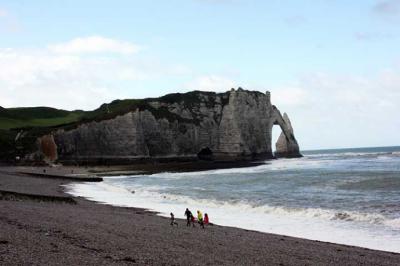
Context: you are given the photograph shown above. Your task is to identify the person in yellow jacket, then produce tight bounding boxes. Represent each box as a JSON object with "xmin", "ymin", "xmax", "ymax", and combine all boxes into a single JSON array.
[{"xmin": 197, "ymin": 210, "xmax": 205, "ymax": 229}]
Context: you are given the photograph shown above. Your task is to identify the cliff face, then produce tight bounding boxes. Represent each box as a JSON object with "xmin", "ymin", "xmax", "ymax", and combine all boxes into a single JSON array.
[{"xmin": 37, "ymin": 89, "xmax": 301, "ymax": 163}]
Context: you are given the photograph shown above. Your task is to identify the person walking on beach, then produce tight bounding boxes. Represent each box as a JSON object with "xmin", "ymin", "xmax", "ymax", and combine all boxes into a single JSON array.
[
  {"xmin": 197, "ymin": 210, "xmax": 205, "ymax": 229},
  {"xmin": 170, "ymin": 212, "xmax": 178, "ymax": 226},
  {"xmin": 184, "ymin": 208, "xmax": 192, "ymax": 227}
]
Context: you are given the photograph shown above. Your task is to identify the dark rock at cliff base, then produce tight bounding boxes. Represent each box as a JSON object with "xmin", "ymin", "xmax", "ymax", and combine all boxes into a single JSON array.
[{"xmin": 24, "ymin": 89, "xmax": 302, "ymax": 164}]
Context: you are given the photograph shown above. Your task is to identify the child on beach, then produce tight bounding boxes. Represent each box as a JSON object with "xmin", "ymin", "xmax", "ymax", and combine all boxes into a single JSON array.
[
  {"xmin": 197, "ymin": 210, "xmax": 205, "ymax": 229},
  {"xmin": 204, "ymin": 213, "xmax": 213, "ymax": 226},
  {"xmin": 170, "ymin": 212, "xmax": 178, "ymax": 226},
  {"xmin": 190, "ymin": 213, "xmax": 196, "ymax": 227}
]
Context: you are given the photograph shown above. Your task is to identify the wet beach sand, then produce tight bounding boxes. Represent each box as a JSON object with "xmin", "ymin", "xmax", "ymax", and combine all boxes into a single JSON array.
[{"xmin": 1, "ymin": 166, "xmax": 399, "ymax": 265}]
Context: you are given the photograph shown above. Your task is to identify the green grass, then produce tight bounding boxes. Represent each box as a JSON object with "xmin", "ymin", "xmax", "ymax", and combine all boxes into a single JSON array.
[
  {"xmin": 0, "ymin": 112, "xmax": 84, "ymax": 130},
  {"xmin": 0, "ymin": 118, "xmax": 28, "ymax": 130},
  {"xmin": 29, "ymin": 113, "xmax": 83, "ymax": 127}
]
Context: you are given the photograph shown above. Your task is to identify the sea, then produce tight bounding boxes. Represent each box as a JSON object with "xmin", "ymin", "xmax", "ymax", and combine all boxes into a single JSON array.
[{"xmin": 66, "ymin": 146, "xmax": 400, "ymax": 253}]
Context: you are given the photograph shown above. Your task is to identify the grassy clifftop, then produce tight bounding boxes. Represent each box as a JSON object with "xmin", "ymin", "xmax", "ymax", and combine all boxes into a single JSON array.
[{"xmin": 0, "ymin": 107, "xmax": 84, "ymax": 130}]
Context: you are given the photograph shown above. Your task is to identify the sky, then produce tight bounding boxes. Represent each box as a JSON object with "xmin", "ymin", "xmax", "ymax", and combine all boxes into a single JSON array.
[{"xmin": 0, "ymin": 0, "xmax": 399, "ymax": 150}]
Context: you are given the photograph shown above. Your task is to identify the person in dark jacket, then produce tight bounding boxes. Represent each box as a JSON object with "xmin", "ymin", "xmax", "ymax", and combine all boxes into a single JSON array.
[{"xmin": 184, "ymin": 208, "xmax": 192, "ymax": 227}]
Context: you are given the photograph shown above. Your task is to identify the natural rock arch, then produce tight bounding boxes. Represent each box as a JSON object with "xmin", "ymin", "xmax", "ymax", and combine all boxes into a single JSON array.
[{"xmin": 269, "ymin": 107, "xmax": 301, "ymax": 158}]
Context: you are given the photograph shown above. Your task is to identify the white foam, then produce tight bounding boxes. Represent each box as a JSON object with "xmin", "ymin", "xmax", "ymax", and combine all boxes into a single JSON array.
[
  {"xmin": 305, "ymin": 151, "xmax": 400, "ymax": 159},
  {"xmin": 384, "ymin": 218, "xmax": 400, "ymax": 228},
  {"xmin": 66, "ymin": 181, "xmax": 400, "ymax": 253},
  {"xmin": 132, "ymin": 158, "xmax": 324, "ymax": 180}
]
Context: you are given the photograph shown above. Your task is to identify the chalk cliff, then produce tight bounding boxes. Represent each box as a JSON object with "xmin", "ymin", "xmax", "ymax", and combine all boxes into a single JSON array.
[{"xmin": 35, "ymin": 88, "xmax": 301, "ymax": 163}]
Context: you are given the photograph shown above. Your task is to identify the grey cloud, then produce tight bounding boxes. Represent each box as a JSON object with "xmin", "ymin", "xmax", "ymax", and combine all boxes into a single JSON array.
[
  {"xmin": 354, "ymin": 32, "xmax": 394, "ymax": 41},
  {"xmin": 284, "ymin": 15, "xmax": 307, "ymax": 26},
  {"xmin": 193, "ymin": 0, "xmax": 239, "ymax": 5},
  {"xmin": 373, "ymin": 0, "xmax": 400, "ymax": 17}
]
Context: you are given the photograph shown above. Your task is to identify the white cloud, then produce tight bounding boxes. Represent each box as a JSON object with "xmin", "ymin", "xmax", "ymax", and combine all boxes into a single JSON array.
[
  {"xmin": 0, "ymin": 49, "xmax": 123, "ymax": 110},
  {"xmin": 183, "ymin": 75, "xmax": 237, "ymax": 92},
  {"xmin": 48, "ymin": 36, "xmax": 141, "ymax": 55},
  {"xmin": 270, "ymin": 87, "xmax": 307, "ymax": 107},
  {"xmin": 0, "ymin": 8, "xmax": 8, "ymax": 17},
  {"xmin": 0, "ymin": 8, "xmax": 21, "ymax": 32},
  {"xmin": 0, "ymin": 36, "xmax": 185, "ymax": 110},
  {"xmin": 269, "ymin": 70, "xmax": 400, "ymax": 149},
  {"xmin": 373, "ymin": 0, "xmax": 400, "ymax": 17}
]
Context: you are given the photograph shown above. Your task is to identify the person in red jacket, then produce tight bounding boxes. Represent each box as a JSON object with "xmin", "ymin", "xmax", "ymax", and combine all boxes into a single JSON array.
[
  {"xmin": 204, "ymin": 213, "xmax": 209, "ymax": 225},
  {"xmin": 204, "ymin": 213, "xmax": 213, "ymax": 226}
]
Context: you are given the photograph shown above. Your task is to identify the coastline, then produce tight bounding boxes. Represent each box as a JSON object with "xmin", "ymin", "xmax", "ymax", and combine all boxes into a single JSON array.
[{"xmin": 1, "ymin": 166, "xmax": 399, "ymax": 265}]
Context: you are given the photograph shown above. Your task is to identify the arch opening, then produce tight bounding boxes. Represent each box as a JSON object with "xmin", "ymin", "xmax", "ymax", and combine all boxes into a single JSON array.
[
  {"xmin": 270, "ymin": 110, "xmax": 302, "ymax": 158},
  {"xmin": 271, "ymin": 124, "xmax": 283, "ymax": 154}
]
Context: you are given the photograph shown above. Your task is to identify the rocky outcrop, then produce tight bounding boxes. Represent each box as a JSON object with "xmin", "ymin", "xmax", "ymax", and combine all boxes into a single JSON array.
[
  {"xmin": 275, "ymin": 113, "xmax": 301, "ymax": 158},
  {"xmin": 38, "ymin": 135, "xmax": 58, "ymax": 162},
  {"xmin": 37, "ymin": 89, "xmax": 301, "ymax": 163}
]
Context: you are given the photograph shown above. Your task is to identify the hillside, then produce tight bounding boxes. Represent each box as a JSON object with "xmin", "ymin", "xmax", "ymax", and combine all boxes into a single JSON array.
[{"xmin": 0, "ymin": 107, "xmax": 84, "ymax": 130}]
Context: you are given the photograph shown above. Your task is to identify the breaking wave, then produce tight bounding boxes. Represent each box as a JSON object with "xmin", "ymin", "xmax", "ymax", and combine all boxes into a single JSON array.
[{"xmin": 138, "ymin": 189, "xmax": 399, "ymax": 229}]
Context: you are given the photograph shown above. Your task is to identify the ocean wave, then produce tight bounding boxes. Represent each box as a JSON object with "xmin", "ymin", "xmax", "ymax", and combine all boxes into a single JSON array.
[
  {"xmin": 141, "ymin": 159, "xmax": 324, "ymax": 179},
  {"xmin": 305, "ymin": 151, "xmax": 400, "ymax": 159},
  {"xmin": 95, "ymin": 182, "xmax": 133, "ymax": 193},
  {"xmin": 146, "ymin": 165, "xmax": 272, "ymax": 178},
  {"xmin": 68, "ymin": 181, "xmax": 391, "ymax": 227},
  {"xmin": 99, "ymin": 151, "xmax": 399, "ymax": 181},
  {"xmin": 384, "ymin": 218, "xmax": 400, "ymax": 228},
  {"xmin": 129, "ymin": 188, "xmax": 399, "ymax": 229}
]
